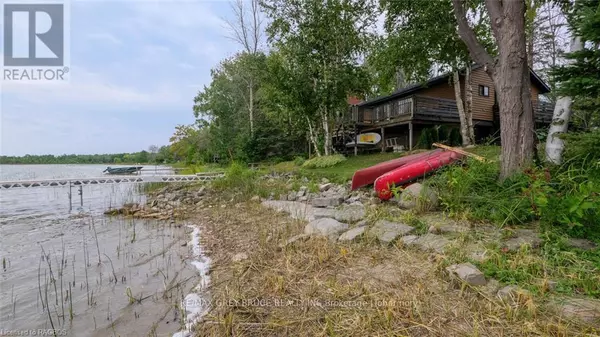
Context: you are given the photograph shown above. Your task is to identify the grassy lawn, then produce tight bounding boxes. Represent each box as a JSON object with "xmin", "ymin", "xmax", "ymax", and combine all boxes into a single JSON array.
[{"xmin": 268, "ymin": 146, "xmax": 502, "ymax": 183}]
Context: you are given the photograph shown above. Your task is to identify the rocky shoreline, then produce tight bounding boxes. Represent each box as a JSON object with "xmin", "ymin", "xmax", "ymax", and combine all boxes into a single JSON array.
[{"xmin": 104, "ymin": 176, "xmax": 600, "ymax": 328}]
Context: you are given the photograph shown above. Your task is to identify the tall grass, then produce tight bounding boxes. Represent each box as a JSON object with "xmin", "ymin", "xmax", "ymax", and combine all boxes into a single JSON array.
[{"xmin": 430, "ymin": 155, "xmax": 600, "ymax": 239}]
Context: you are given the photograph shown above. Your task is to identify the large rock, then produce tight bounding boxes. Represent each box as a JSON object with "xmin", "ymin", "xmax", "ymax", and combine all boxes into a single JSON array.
[
  {"xmin": 313, "ymin": 208, "xmax": 337, "ymax": 219},
  {"xmin": 566, "ymin": 238, "xmax": 597, "ymax": 251},
  {"xmin": 338, "ymin": 226, "xmax": 367, "ymax": 242},
  {"xmin": 334, "ymin": 204, "xmax": 366, "ymax": 223},
  {"xmin": 319, "ymin": 183, "xmax": 333, "ymax": 192},
  {"xmin": 406, "ymin": 234, "xmax": 451, "ymax": 254},
  {"xmin": 312, "ymin": 196, "xmax": 344, "ymax": 208},
  {"xmin": 261, "ymin": 200, "xmax": 314, "ymax": 221},
  {"xmin": 397, "ymin": 183, "xmax": 439, "ymax": 210},
  {"xmin": 503, "ymin": 229, "xmax": 542, "ymax": 252},
  {"xmin": 304, "ymin": 218, "xmax": 349, "ymax": 240},
  {"xmin": 552, "ymin": 297, "xmax": 600, "ymax": 325},
  {"xmin": 446, "ymin": 263, "xmax": 487, "ymax": 286},
  {"xmin": 368, "ymin": 220, "xmax": 414, "ymax": 244},
  {"xmin": 497, "ymin": 285, "xmax": 531, "ymax": 304}
]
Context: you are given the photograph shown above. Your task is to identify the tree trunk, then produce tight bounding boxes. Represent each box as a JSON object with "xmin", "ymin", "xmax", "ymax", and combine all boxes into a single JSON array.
[
  {"xmin": 545, "ymin": 36, "xmax": 583, "ymax": 164},
  {"xmin": 306, "ymin": 116, "xmax": 321, "ymax": 157},
  {"xmin": 465, "ymin": 65, "xmax": 475, "ymax": 144},
  {"xmin": 452, "ymin": 71, "xmax": 471, "ymax": 146},
  {"xmin": 249, "ymin": 80, "xmax": 254, "ymax": 136},
  {"xmin": 452, "ymin": 0, "xmax": 534, "ymax": 179},
  {"xmin": 491, "ymin": 1, "xmax": 535, "ymax": 179},
  {"xmin": 321, "ymin": 108, "xmax": 331, "ymax": 156}
]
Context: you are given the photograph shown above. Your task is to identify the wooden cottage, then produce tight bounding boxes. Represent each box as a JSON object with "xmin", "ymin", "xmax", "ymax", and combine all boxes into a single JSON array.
[{"xmin": 336, "ymin": 66, "xmax": 554, "ymax": 153}]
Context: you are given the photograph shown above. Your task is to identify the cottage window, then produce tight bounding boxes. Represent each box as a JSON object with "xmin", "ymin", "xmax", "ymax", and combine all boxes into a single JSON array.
[{"xmin": 479, "ymin": 85, "xmax": 490, "ymax": 97}]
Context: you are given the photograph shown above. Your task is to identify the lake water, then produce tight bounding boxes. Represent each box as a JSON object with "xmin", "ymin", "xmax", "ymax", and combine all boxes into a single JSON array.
[{"xmin": 0, "ymin": 165, "xmax": 210, "ymax": 337}]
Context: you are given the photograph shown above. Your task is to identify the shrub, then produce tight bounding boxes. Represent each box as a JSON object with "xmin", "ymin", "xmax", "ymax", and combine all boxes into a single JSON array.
[
  {"xmin": 302, "ymin": 154, "xmax": 346, "ymax": 168},
  {"xmin": 430, "ymin": 152, "xmax": 600, "ymax": 239},
  {"xmin": 293, "ymin": 156, "xmax": 306, "ymax": 166}
]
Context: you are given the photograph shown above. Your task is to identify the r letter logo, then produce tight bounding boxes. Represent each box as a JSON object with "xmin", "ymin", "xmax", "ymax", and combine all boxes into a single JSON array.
[{"xmin": 2, "ymin": 3, "xmax": 69, "ymax": 82}]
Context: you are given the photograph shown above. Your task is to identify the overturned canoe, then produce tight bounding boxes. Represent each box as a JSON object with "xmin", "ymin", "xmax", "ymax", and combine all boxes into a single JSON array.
[
  {"xmin": 374, "ymin": 151, "xmax": 464, "ymax": 200},
  {"xmin": 350, "ymin": 149, "xmax": 443, "ymax": 190}
]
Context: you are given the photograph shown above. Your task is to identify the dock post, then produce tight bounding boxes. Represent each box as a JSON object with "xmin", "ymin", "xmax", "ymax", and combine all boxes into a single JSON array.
[
  {"xmin": 78, "ymin": 185, "xmax": 83, "ymax": 207},
  {"xmin": 68, "ymin": 181, "xmax": 72, "ymax": 212}
]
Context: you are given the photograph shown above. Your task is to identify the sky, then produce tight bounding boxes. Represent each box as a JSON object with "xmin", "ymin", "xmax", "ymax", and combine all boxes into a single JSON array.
[{"xmin": 0, "ymin": 0, "xmax": 242, "ymax": 156}]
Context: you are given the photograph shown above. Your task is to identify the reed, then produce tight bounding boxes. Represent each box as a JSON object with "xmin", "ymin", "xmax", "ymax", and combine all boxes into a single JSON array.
[
  {"xmin": 68, "ymin": 282, "xmax": 73, "ymax": 322},
  {"xmin": 90, "ymin": 216, "xmax": 102, "ymax": 266},
  {"xmin": 43, "ymin": 270, "xmax": 56, "ymax": 337},
  {"xmin": 103, "ymin": 253, "xmax": 118, "ymax": 283}
]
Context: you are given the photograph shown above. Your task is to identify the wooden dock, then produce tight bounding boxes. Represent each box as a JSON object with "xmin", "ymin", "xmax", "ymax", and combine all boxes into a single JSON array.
[{"xmin": 0, "ymin": 172, "xmax": 224, "ymax": 190}]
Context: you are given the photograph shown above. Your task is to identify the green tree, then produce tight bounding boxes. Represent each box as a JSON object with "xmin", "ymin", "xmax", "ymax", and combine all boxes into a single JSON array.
[{"xmin": 262, "ymin": 0, "xmax": 375, "ymax": 156}]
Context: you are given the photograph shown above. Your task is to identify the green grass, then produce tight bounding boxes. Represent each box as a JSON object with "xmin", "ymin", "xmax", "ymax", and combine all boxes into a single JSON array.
[
  {"xmin": 176, "ymin": 163, "xmax": 225, "ymax": 175},
  {"xmin": 302, "ymin": 152, "xmax": 399, "ymax": 183},
  {"xmin": 476, "ymin": 235, "xmax": 600, "ymax": 298}
]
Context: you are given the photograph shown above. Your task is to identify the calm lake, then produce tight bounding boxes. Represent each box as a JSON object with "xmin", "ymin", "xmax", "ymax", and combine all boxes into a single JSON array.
[{"xmin": 0, "ymin": 165, "xmax": 209, "ymax": 337}]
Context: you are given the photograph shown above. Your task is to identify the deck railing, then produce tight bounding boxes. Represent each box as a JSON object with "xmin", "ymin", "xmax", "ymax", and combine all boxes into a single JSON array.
[{"xmin": 345, "ymin": 95, "xmax": 555, "ymax": 126}]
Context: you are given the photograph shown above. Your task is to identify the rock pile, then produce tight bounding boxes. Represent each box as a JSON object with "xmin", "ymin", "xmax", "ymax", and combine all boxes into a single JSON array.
[{"xmin": 104, "ymin": 184, "xmax": 209, "ymax": 220}]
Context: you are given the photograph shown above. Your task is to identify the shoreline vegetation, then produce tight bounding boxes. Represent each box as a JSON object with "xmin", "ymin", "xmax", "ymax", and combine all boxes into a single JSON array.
[{"xmin": 107, "ymin": 145, "xmax": 600, "ymax": 336}]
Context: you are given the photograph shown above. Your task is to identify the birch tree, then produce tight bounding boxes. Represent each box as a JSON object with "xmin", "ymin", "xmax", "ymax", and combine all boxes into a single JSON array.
[
  {"xmin": 545, "ymin": 36, "xmax": 583, "ymax": 164},
  {"xmin": 225, "ymin": 0, "xmax": 264, "ymax": 136},
  {"xmin": 546, "ymin": 0, "xmax": 599, "ymax": 163}
]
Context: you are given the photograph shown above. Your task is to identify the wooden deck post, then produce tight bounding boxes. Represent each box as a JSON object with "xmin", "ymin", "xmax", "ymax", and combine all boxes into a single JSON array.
[
  {"xmin": 381, "ymin": 127, "xmax": 385, "ymax": 153},
  {"xmin": 408, "ymin": 122, "xmax": 413, "ymax": 152}
]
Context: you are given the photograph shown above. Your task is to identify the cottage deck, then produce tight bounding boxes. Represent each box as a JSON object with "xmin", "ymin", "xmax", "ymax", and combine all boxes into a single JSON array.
[{"xmin": 343, "ymin": 95, "xmax": 554, "ymax": 127}]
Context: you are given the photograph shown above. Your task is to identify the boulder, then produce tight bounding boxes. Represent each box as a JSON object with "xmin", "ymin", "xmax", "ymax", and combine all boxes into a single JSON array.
[
  {"xmin": 497, "ymin": 285, "xmax": 531, "ymax": 305},
  {"xmin": 304, "ymin": 218, "xmax": 349, "ymax": 240},
  {"xmin": 312, "ymin": 196, "xmax": 344, "ymax": 208},
  {"xmin": 446, "ymin": 263, "xmax": 487, "ymax": 286},
  {"xmin": 397, "ymin": 183, "xmax": 438, "ymax": 210},
  {"xmin": 313, "ymin": 208, "xmax": 337, "ymax": 219},
  {"xmin": 319, "ymin": 183, "xmax": 333, "ymax": 192},
  {"xmin": 503, "ymin": 229, "xmax": 542, "ymax": 252},
  {"xmin": 566, "ymin": 238, "xmax": 597, "ymax": 251},
  {"xmin": 338, "ymin": 226, "xmax": 367, "ymax": 242},
  {"xmin": 334, "ymin": 204, "xmax": 366, "ymax": 223},
  {"xmin": 552, "ymin": 297, "xmax": 600, "ymax": 324},
  {"xmin": 287, "ymin": 191, "xmax": 297, "ymax": 201},
  {"xmin": 368, "ymin": 220, "xmax": 414, "ymax": 244},
  {"xmin": 399, "ymin": 235, "xmax": 419, "ymax": 245},
  {"xmin": 407, "ymin": 234, "xmax": 451, "ymax": 254},
  {"xmin": 261, "ymin": 200, "xmax": 314, "ymax": 221}
]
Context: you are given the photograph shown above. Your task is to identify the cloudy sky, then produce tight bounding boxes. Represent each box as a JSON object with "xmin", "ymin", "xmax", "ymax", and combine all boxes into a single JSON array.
[{"xmin": 1, "ymin": 0, "xmax": 242, "ymax": 156}]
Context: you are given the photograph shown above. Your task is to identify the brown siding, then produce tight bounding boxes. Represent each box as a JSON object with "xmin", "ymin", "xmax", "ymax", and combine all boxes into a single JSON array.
[
  {"xmin": 467, "ymin": 67, "xmax": 495, "ymax": 121},
  {"xmin": 417, "ymin": 80, "xmax": 456, "ymax": 100},
  {"xmin": 531, "ymin": 84, "xmax": 540, "ymax": 102}
]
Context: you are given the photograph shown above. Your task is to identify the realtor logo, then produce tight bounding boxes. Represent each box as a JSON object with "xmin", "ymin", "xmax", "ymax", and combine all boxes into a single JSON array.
[{"xmin": 2, "ymin": 3, "xmax": 69, "ymax": 81}]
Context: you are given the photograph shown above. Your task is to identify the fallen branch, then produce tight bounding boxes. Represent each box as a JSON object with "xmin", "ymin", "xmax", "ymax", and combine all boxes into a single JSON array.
[{"xmin": 432, "ymin": 143, "xmax": 487, "ymax": 162}]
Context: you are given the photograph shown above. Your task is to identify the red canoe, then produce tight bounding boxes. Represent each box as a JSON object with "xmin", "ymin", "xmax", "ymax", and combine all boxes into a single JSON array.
[
  {"xmin": 374, "ymin": 151, "xmax": 464, "ymax": 200},
  {"xmin": 351, "ymin": 149, "xmax": 443, "ymax": 190}
]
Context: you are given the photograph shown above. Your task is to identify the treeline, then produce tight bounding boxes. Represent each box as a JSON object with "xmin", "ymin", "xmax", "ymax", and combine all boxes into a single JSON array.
[
  {"xmin": 0, "ymin": 146, "xmax": 175, "ymax": 165},
  {"xmin": 167, "ymin": 0, "xmax": 599, "ymax": 178}
]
